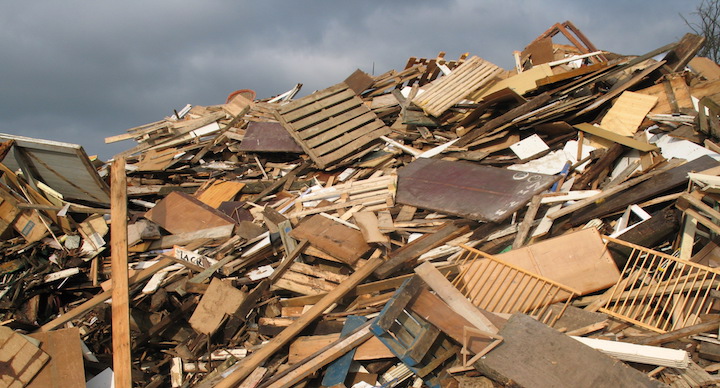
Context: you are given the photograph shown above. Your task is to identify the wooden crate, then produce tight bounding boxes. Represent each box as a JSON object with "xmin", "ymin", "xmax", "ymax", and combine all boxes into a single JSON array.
[{"xmin": 276, "ymin": 83, "xmax": 390, "ymax": 170}]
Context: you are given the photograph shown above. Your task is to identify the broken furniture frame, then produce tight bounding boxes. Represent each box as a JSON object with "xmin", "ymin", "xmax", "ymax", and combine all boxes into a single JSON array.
[
  {"xmin": 450, "ymin": 245, "xmax": 580, "ymax": 326},
  {"xmin": 601, "ymin": 236, "xmax": 720, "ymax": 333}
]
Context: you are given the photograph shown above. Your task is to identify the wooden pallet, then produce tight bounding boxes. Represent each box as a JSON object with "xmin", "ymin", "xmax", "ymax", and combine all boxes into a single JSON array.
[
  {"xmin": 403, "ymin": 51, "xmax": 469, "ymax": 88},
  {"xmin": 276, "ymin": 83, "xmax": 391, "ymax": 170},
  {"xmin": 412, "ymin": 56, "xmax": 502, "ymax": 117}
]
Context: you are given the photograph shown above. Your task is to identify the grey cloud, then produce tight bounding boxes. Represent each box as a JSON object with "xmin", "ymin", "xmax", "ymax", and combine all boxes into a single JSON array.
[{"xmin": 0, "ymin": 0, "xmax": 701, "ymax": 159}]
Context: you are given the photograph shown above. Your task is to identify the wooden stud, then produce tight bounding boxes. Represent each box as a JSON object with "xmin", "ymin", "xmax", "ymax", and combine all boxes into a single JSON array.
[{"xmin": 111, "ymin": 157, "xmax": 131, "ymax": 388}]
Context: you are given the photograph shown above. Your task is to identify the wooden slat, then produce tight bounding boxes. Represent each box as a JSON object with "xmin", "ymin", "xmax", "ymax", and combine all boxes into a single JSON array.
[
  {"xmin": 278, "ymin": 83, "xmax": 390, "ymax": 169},
  {"xmin": 281, "ymin": 88, "xmax": 357, "ymax": 122},
  {"xmin": 295, "ymin": 105, "xmax": 368, "ymax": 140},
  {"xmin": 413, "ymin": 56, "xmax": 502, "ymax": 117},
  {"xmin": 111, "ymin": 157, "xmax": 131, "ymax": 388},
  {"xmin": 279, "ymin": 83, "xmax": 347, "ymax": 114},
  {"xmin": 290, "ymin": 101, "xmax": 366, "ymax": 139},
  {"xmin": 315, "ymin": 125, "xmax": 389, "ymax": 167},
  {"xmin": 313, "ymin": 120, "xmax": 386, "ymax": 157},
  {"xmin": 305, "ymin": 111, "xmax": 377, "ymax": 147}
]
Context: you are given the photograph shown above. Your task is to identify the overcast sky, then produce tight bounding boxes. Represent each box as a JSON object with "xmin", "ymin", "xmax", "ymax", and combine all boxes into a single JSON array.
[{"xmin": 0, "ymin": 1, "xmax": 702, "ymax": 160}]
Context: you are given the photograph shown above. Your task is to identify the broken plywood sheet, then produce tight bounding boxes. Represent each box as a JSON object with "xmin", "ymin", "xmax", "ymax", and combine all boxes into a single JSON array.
[
  {"xmin": 188, "ymin": 278, "xmax": 247, "ymax": 335},
  {"xmin": 690, "ymin": 56, "xmax": 720, "ymax": 81},
  {"xmin": 477, "ymin": 63, "xmax": 554, "ymax": 99},
  {"xmin": 275, "ymin": 83, "xmax": 390, "ymax": 170},
  {"xmin": 289, "ymin": 214, "xmax": 370, "ymax": 265},
  {"xmin": 599, "ymin": 91, "xmax": 658, "ymax": 137},
  {"xmin": 194, "ymin": 180, "xmax": 246, "ymax": 208},
  {"xmin": 412, "ymin": 56, "xmax": 503, "ymax": 117},
  {"xmin": 0, "ymin": 133, "xmax": 110, "ymax": 205},
  {"xmin": 396, "ymin": 158, "xmax": 556, "ymax": 222},
  {"xmin": 494, "ymin": 228, "xmax": 619, "ymax": 294},
  {"xmin": 27, "ymin": 328, "xmax": 85, "ymax": 388},
  {"xmin": 134, "ymin": 147, "xmax": 179, "ymax": 171},
  {"xmin": 474, "ymin": 314, "xmax": 665, "ymax": 388},
  {"xmin": 144, "ymin": 191, "xmax": 236, "ymax": 235},
  {"xmin": 637, "ymin": 75, "xmax": 693, "ymax": 114},
  {"xmin": 0, "ymin": 326, "xmax": 50, "ymax": 388},
  {"xmin": 236, "ymin": 121, "xmax": 304, "ymax": 153}
]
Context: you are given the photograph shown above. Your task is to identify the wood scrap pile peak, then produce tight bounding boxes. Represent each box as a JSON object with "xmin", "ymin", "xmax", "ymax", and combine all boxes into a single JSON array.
[{"xmin": 2, "ymin": 21, "xmax": 720, "ymax": 387}]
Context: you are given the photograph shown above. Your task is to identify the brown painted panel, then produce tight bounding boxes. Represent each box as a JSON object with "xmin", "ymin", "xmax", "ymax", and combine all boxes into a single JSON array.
[
  {"xmin": 237, "ymin": 121, "xmax": 304, "ymax": 153},
  {"xmin": 396, "ymin": 158, "xmax": 555, "ymax": 222}
]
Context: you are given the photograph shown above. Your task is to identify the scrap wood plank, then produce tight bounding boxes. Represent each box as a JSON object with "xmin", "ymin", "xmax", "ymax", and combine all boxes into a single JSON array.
[
  {"xmin": 568, "ymin": 155, "xmax": 719, "ymax": 226},
  {"xmin": 0, "ymin": 326, "xmax": 50, "ymax": 388},
  {"xmin": 599, "ymin": 91, "xmax": 659, "ymax": 137},
  {"xmin": 375, "ymin": 221, "xmax": 470, "ymax": 278},
  {"xmin": 194, "ymin": 180, "xmax": 245, "ymax": 208},
  {"xmin": 276, "ymin": 83, "xmax": 390, "ymax": 170},
  {"xmin": 495, "ymin": 228, "xmax": 619, "ymax": 295},
  {"xmin": 535, "ymin": 61, "xmax": 609, "ymax": 87},
  {"xmin": 289, "ymin": 214, "xmax": 370, "ymax": 265},
  {"xmin": 662, "ymin": 33, "xmax": 706, "ymax": 73},
  {"xmin": 637, "ymin": 75, "xmax": 693, "ymax": 114},
  {"xmin": 292, "ymin": 174, "xmax": 396, "ymax": 212},
  {"xmin": 576, "ymin": 60, "xmax": 666, "ymax": 116},
  {"xmin": 414, "ymin": 262, "xmax": 498, "ymax": 333},
  {"xmin": 476, "ymin": 63, "xmax": 553, "ymax": 99},
  {"xmin": 27, "ymin": 328, "xmax": 85, "ymax": 388},
  {"xmin": 456, "ymin": 92, "xmax": 552, "ymax": 146},
  {"xmin": 273, "ymin": 261, "xmax": 348, "ymax": 296},
  {"xmin": 690, "ymin": 56, "xmax": 720, "ymax": 80},
  {"xmin": 144, "ymin": 191, "xmax": 236, "ymax": 235},
  {"xmin": 236, "ymin": 121, "xmax": 304, "ymax": 153},
  {"xmin": 353, "ymin": 211, "xmax": 389, "ymax": 244},
  {"xmin": 412, "ymin": 56, "xmax": 502, "ymax": 117},
  {"xmin": 289, "ymin": 332, "xmax": 394, "ymax": 363},
  {"xmin": 188, "ymin": 278, "xmax": 247, "ymax": 335},
  {"xmin": 214, "ymin": 254, "xmax": 385, "ymax": 388},
  {"xmin": 473, "ymin": 314, "xmax": 666, "ymax": 388},
  {"xmin": 110, "ymin": 157, "xmax": 131, "ymax": 388},
  {"xmin": 407, "ymin": 283, "xmax": 507, "ymax": 354},
  {"xmin": 260, "ymin": 321, "xmax": 375, "ymax": 388},
  {"xmin": 574, "ymin": 123, "xmax": 657, "ymax": 151}
]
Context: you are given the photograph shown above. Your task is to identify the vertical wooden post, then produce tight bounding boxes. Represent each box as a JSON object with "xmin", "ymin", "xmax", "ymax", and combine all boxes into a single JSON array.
[{"xmin": 111, "ymin": 157, "xmax": 131, "ymax": 387}]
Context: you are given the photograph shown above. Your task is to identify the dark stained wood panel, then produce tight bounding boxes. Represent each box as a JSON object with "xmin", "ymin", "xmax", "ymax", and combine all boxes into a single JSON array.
[
  {"xmin": 395, "ymin": 158, "xmax": 556, "ymax": 222},
  {"xmin": 237, "ymin": 121, "xmax": 304, "ymax": 153}
]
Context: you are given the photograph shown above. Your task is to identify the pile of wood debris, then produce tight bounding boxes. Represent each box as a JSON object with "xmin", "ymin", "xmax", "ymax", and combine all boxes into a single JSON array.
[{"xmin": 5, "ymin": 21, "xmax": 720, "ymax": 387}]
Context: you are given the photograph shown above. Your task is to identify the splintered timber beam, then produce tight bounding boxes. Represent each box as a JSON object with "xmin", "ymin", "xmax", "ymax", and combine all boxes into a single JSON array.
[{"xmin": 111, "ymin": 157, "xmax": 131, "ymax": 388}]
